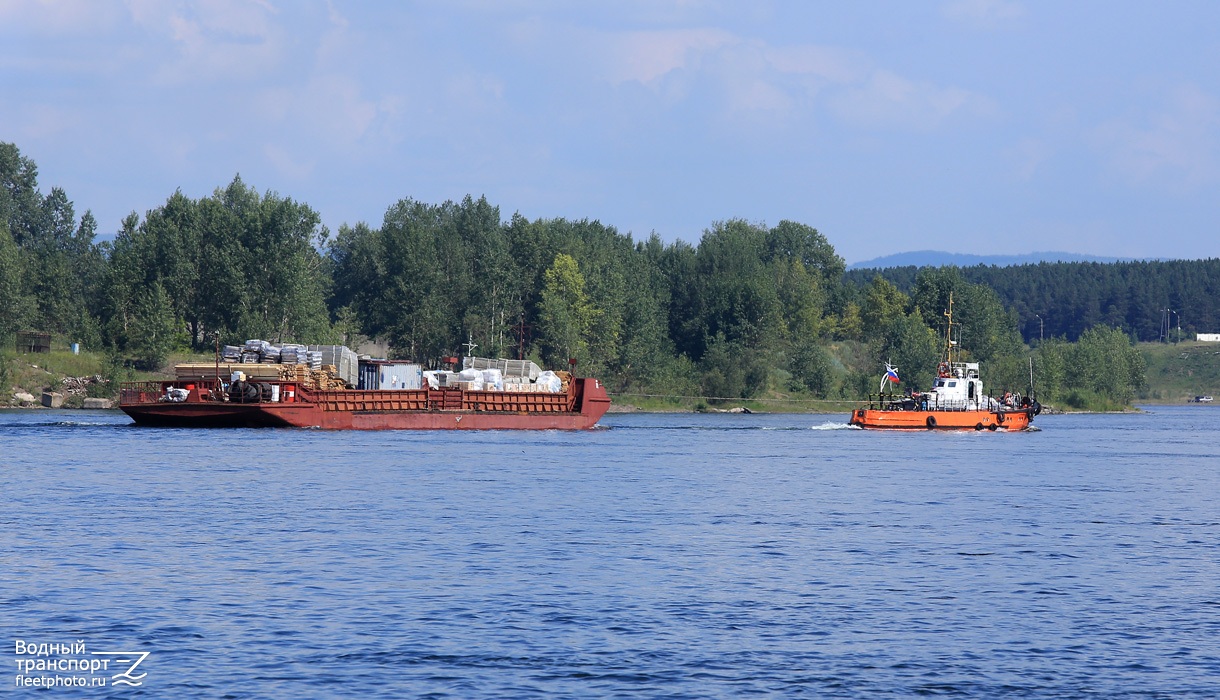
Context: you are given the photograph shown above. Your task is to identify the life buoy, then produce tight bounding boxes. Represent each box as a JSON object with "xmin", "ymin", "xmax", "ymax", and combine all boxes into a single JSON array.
[{"xmin": 926, "ymin": 415, "xmax": 937, "ymax": 429}]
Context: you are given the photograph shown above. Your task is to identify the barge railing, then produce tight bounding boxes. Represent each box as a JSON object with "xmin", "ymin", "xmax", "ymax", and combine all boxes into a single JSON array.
[{"xmin": 121, "ymin": 379, "xmax": 581, "ymax": 413}]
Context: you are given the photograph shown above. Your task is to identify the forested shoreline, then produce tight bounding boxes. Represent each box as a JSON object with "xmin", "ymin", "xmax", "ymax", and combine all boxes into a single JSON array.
[
  {"xmin": 0, "ymin": 142, "xmax": 1179, "ymax": 409},
  {"xmin": 847, "ymin": 259, "xmax": 1220, "ymax": 345}
]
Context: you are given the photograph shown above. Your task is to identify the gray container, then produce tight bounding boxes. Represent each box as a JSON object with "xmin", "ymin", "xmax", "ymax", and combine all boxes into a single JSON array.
[{"xmin": 377, "ymin": 363, "xmax": 422, "ymax": 390}]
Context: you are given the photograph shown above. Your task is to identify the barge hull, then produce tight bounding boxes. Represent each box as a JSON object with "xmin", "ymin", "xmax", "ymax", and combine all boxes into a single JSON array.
[{"xmin": 121, "ymin": 377, "xmax": 611, "ymax": 430}]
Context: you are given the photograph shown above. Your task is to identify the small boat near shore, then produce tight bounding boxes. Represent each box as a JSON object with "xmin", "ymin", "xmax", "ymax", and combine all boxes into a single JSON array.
[{"xmin": 849, "ymin": 295, "xmax": 1040, "ymax": 431}]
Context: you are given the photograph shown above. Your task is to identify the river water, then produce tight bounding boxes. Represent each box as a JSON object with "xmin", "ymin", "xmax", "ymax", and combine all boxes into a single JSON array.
[{"xmin": 3, "ymin": 406, "xmax": 1218, "ymax": 698}]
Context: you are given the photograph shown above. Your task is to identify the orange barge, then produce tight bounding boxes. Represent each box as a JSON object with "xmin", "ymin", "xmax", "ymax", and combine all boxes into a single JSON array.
[{"xmin": 849, "ymin": 294, "xmax": 1040, "ymax": 431}]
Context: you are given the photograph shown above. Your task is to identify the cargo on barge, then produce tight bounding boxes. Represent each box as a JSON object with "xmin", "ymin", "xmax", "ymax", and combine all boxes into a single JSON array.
[{"xmin": 119, "ymin": 345, "xmax": 610, "ymax": 430}]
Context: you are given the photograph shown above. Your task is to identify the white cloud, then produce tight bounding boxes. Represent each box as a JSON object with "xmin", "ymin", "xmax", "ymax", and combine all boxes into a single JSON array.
[
  {"xmin": 1092, "ymin": 84, "xmax": 1220, "ymax": 190},
  {"xmin": 763, "ymin": 44, "xmax": 865, "ymax": 86},
  {"xmin": 7, "ymin": 103, "xmax": 80, "ymax": 140},
  {"xmin": 1007, "ymin": 137, "xmax": 1052, "ymax": 180},
  {"xmin": 829, "ymin": 69, "xmax": 994, "ymax": 130},
  {"xmin": 126, "ymin": 0, "xmax": 286, "ymax": 84},
  {"xmin": 263, "ymin": 142, "xmax": 314, "ymax": 179},
  {"xmin": 0, "ymin": 0, "xmax": 123, "ymax": 34},
  {"xmin": 606, "ymin": 28, "xmax": 738, "ymax": 85},
  {"xmin": 941, "ymin": 0, "xmax": 1025, "ymax": 28},
  {"xmin": 598, "ymin": 23, "xmax": 990, "ymax": 132},
  {"xmin": 307, "ymin": 74, "xmax": 379, "ymax": 142}
]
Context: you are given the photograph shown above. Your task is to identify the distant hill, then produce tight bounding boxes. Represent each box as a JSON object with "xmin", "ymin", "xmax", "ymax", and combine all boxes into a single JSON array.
[{"xmin": 848, "ymin": 250, "xmax": 1128, "ymax": 270}]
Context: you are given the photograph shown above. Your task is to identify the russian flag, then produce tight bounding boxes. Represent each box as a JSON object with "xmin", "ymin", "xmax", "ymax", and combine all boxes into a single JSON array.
[{"xmin": 885, "ymin": 364, "xmax": 900, "ymax": 383}]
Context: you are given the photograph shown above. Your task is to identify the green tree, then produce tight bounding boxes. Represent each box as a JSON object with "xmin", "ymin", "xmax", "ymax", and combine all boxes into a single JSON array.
[
  {"xmin": 700, "ymin": 333, "xmax": 769, "ymax": 400},
  {"xmin": 537, "ymin": 253, "xmax": 598, "ymax": 368},
  {"xmin": 0, "ymin": 223, "xmax": 32, "ymax": 341},
  {"xmin": 773, "ymin": 257, "xmax": 825, "ymax": 340},
  {"xmin": 909, "ymin": 266, "xmax": 1020, "ymax": 363},
  {"xmin": 789, "ymin": 338, "xmax": 833, "ymax": 396},
  {"xmin": 878, "ymin": 310, "xmax": 940, "ymax": 392},
  {"xmin": 764, "ymin": 220, "xmax": 845, "ymax": 287},
  {"xmin": 658, "ymin": 239, "xmax": 701, "ymax": 358},
  {"xmin": 129, "ymin": 282, "xmax": 178, "ymax": 370},
  {"xmin": 370, "ymin": 199, "xmax": 454, "ymax": 359},
  {"xmin": 0, "ymin": 142, "xmax": 43, "ymax": 246},
  {"xmin": 1066, "ymin": 325, "xmax": 1146, "ymax": 404},
  {"xmin": 455, "ymin": 196, "xmax": 518, "ymax": 359},
  {"xmin": 614, "ymin": 234, "xmax": 674, "ymax": 389},
  {"xmin": 835, "ymin": 301, "xmax": 864, "ymax": 341},
  {"xmin": 861, "ymin": 275, "xmax": 908, "ymax": 339},
  {"xmin": 1034, "ymin": 337, "xmax": 1070, "ymax": 400},
  {"xmin": 133, "ymin": 191, "xmax": 202, "ymax": 342}
]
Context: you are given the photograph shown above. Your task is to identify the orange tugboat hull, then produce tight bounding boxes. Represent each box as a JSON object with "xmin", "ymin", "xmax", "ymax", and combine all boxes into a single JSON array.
[{"xmin": 849, "ymin": 408, "xmax": 1033, "ymax": 431}]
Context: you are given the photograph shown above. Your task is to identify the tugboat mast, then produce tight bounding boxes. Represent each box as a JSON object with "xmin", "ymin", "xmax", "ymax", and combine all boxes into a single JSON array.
[{"xmin": 943, "ymin": 293, "xmax": 956, "ymax": 366}]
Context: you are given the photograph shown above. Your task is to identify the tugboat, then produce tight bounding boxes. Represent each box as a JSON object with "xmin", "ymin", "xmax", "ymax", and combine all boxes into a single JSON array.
[{"xmin": 849, "ymin": 294, "xmax": 1040, "ymax": 431}]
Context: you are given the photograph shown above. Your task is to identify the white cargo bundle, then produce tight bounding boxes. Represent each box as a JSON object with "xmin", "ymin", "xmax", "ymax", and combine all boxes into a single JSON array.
[
  {"xmin": 423, "ymin": 371, "xmax": 440, "ymax": 389},
  {"xmin": 536, "ymin": 370, "xmax": 563, "ymax": 393},
  {"xmin": 462, "ymin": 356, "xmax": 541, "ymax": 381},
  {"xmin": 455, "ymin": 368, "xmax": 484, "ymax": 390},
  {"xmin": 481, "ymin": 368, "xmax": 504, "ymax": 391}
]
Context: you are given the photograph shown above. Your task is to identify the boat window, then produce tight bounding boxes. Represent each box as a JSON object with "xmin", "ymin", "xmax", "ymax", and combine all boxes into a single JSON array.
[
  {"xmin": 947, "ymin": 381, "xmax": 957, "ymax": 387},
  {"xmin": 935, "ymin": 380, "xmax": 945, "ymax": 387}
]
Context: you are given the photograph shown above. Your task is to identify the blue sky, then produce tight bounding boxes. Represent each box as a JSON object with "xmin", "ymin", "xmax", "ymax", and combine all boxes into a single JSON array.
[{"xmin": 3, "ymin": 1, "xmax": 1218, "ymax": 264}]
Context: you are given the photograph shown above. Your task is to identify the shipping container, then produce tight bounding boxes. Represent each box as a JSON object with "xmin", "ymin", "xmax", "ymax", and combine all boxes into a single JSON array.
[{"xmin": 378, "ymin": 363, "xmax": 422, "ymax": 390}]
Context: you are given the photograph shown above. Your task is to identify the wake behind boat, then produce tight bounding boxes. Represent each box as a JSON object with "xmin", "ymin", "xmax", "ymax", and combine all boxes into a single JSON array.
[{"xmin": 849, "ymin": 294, "xmax": 1040, "ymax": 431}]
